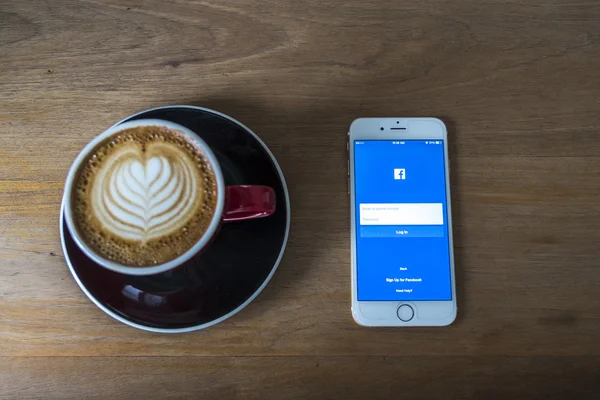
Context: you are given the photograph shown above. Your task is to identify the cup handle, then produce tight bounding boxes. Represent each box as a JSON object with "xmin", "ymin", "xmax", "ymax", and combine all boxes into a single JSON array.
[{"xmin": 223, "ymin": 185, "xmax": 276, "ymax": 222}]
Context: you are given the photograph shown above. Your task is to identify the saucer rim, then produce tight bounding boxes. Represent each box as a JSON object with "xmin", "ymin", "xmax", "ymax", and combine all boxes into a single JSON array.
[{"xmin": 60, "ymin": 105, "xmax": 291, "ymax": 333}]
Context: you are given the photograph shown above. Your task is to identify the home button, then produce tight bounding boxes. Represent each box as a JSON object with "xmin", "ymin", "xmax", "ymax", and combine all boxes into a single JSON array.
[{"xmin": 397, "ymin": 304, "xmax": 414, "ymax": 322}]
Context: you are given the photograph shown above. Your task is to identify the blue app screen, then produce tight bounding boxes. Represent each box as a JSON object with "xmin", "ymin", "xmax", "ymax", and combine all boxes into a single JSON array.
[{"xmin": 354, "ymin": 140, "xmax": 452, "ymax": 301}]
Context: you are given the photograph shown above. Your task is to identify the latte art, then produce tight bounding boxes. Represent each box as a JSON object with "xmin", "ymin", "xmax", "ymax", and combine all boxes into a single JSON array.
[
  {"xmin": 72, "ymin": 125, "xmax": 218, "ymax": 267},
  {"xmin": 93, "ymin": 144, "xmax": 199, "ymax": 242}
]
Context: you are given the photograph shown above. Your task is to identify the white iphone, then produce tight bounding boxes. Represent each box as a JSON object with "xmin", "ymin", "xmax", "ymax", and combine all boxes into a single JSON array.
[{"xmin": 348, "ymin": 118, "xmax": 457, "ymax": 326}]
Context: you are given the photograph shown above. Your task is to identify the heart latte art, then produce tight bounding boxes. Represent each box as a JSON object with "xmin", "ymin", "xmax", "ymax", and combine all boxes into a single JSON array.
[
  {"xmin": 93, "ymin": 146, "xmax": 200, "ymax": 242},
  {"xmin": 72, "ymin": 126, "xmax": 218, "ymax": 267}
]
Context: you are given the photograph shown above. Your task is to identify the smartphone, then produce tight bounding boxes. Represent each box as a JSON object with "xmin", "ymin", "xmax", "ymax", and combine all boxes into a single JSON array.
[{"xmin": 348, "ymin": 118, "xmax": 457, "ymax": 327}]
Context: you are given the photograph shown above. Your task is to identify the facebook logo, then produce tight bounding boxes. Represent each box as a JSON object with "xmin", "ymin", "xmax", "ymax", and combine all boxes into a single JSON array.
[{"xmin": 394, "ymin": 168, "xmax": 406, "ymax": 180}]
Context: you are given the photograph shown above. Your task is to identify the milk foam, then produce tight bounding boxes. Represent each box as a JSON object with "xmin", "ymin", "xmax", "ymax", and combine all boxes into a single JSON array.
[
  {"xmin": 91, "ymin": 142, "xmax": 200, "ymax": 242},
  {"xmin": 72, "ymin": 125, "xmax": 218, "ymax": 267}
]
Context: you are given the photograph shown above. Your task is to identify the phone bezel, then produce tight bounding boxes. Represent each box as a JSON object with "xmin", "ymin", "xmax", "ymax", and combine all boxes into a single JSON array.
[{"xmin": 349, "ymin": 118, "xmax": 457, "ymax": 327}]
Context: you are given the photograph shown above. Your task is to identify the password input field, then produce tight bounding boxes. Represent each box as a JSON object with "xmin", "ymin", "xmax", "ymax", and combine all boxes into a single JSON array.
[{"xmin": 359, "ymin": 203, "xmax": 443, "ymax": 226}]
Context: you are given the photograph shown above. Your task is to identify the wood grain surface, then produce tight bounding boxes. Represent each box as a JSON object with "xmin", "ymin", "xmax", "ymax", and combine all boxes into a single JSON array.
[{"xmin": 1, "ymin": 0, "xmax": 599, "ymax": 398}]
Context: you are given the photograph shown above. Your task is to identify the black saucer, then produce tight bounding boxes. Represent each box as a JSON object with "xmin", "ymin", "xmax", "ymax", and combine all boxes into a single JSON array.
[{"xmin": 61, "ymin": 106, "xmax": 290, "ymax": 332}]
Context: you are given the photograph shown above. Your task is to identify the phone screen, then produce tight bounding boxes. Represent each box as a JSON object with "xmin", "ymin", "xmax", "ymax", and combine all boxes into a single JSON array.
[{"xmin": 354, "ymin": 140, "xmax": 452, "ymax": 301}]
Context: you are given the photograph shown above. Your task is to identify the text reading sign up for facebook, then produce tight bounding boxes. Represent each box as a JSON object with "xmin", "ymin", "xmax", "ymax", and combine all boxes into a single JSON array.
[{"xmin": 354, "ymin": 140, "xmax": 452, "ymax": 301}]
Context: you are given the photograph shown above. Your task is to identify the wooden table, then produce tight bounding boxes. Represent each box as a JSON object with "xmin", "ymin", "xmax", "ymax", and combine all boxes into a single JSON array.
[{"xmin": 1, "ymin": 0, "xmax": 599, "ymax": 398}]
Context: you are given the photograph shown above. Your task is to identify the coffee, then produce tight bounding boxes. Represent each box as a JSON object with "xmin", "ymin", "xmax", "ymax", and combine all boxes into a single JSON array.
[{"xmin": 71, "ymin": 125, "xmax": 218, "ymax": 267}]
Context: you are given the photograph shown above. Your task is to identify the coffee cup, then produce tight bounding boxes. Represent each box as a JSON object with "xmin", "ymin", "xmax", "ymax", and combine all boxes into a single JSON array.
[{"xmin": 63, "ymin": 119, "xmax": 276, "ymax": 276}]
